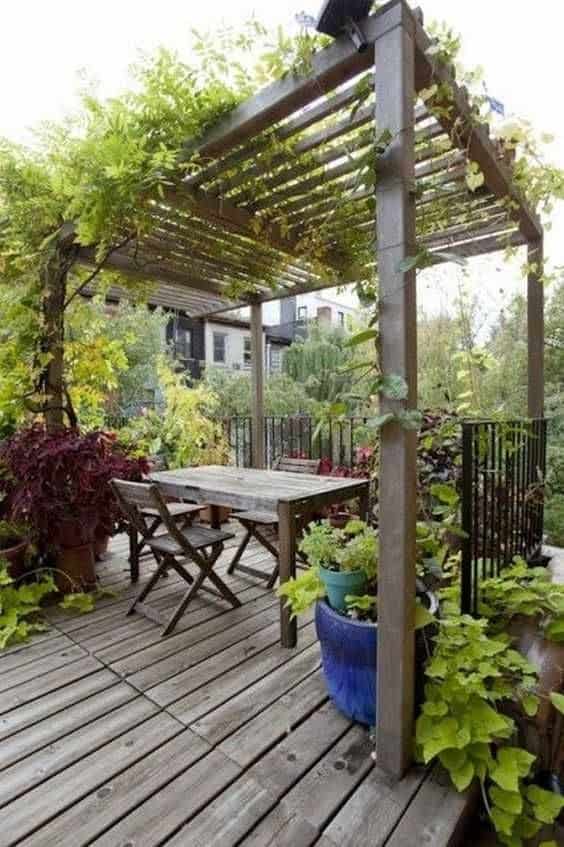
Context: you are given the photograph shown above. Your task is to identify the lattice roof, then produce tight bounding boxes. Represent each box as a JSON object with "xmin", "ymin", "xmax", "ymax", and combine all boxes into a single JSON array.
[{"xmin": 78, "ymin": 0, "xmax": 542, "ymax": 316}]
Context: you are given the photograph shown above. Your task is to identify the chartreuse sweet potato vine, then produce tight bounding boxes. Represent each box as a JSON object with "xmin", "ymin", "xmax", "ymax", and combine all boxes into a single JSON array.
[
  {"xmin": 0, "ymin": 559, "xmax": 116, "ymax": 650},
  {"xmin": 417, "ymin": 563, "xmax": 564, "ymax": 846}
]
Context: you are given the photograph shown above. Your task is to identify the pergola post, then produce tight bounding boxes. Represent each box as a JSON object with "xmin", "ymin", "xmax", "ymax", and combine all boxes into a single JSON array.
[
  {"xmin": 250, "ymin": 301, "xmax": 265, "ymax": 468},
  {"xmin": 374, "ymin": 3, "xmax": 417, "ymax": 779},
  {"xmin": 527, "ymin": 237, "xmax": 544, "ymax": 418}
]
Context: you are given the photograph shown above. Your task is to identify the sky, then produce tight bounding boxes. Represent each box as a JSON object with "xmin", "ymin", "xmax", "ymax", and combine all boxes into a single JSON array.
[{"xmin": 1, "ymin": 0, "xmax": 562, "ymax": 326}]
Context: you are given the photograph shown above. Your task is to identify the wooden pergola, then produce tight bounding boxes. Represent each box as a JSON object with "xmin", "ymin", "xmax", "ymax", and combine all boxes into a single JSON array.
[{"xmin": 77, "ymin": 0, "xmax": 544, "ymax": 779}]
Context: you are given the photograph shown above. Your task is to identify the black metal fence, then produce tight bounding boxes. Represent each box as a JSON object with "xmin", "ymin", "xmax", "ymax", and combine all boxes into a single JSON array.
[
  {"xmin": 222, "ymin": 416, "xmax": 373, "ymax": 471},
  {"xmin": 460, "ymin": 418, "xmax": 547, "ymax": 615}
]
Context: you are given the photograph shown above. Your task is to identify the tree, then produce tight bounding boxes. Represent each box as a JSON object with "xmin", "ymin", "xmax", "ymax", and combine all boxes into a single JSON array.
[
  {"xmin": 283, "ymin": 325, "xmax": 358, "ymax": 406},
  {"xmin": 200, "ymin": 367, "xmax": 313, "ymax": 418}
]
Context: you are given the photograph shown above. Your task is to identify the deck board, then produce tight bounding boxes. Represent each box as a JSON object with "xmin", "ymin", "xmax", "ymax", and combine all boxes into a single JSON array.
[{"xmin": 0, "ymin": 529, "xmax": 474, "ymax": 846}]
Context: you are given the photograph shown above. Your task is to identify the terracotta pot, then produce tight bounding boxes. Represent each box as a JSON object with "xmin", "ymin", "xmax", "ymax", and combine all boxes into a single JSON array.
[
  {"xmin": 329, "ymin": 511, "xmax": 357, "ymax": 530},
  {"xmin": 199, "ymin": 505, "xmax": 231, "ymax": 526},
  {"xmin": 508, "ymin": 615, "xmax": 564, "ymax": 778},
  {"xmin": 53, "ymin": 514, "xmax": 96, "ymax": 549},
  {"xmin": 1, "ymin": 540, "xmax": 28, "ymax": 580},
  {"xmin": 55, "ymin": 544, "xmax": 97, "ymax": 593},
  {"xmin": 93, "ymin": 528, "xmax": 111, "ymax": 561}
]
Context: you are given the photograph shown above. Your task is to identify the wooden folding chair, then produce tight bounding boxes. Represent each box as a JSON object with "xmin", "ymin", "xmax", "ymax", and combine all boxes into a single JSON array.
[
  {"xmin": 130, "ymin": 500, "xmax": 206, "ymax": 582},
  {"xmin": 112, "ymin": 479, "xmax": 239, "ymax": 636},
  {"xmin": 228, "ymin": 457, "xmax": 321, "ymax": 589}
]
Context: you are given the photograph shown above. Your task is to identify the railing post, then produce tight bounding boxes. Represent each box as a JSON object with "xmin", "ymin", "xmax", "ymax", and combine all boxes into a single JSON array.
[
  {"xmin": 527, "ymin": 238, "xmax": 544, "ymax": 418},
  {"xmin": 250, "ymin": 301, "xmax": 265, "ymax": 469},
  {"xmin": 374, "ymin": 1, "xmax": 418, "ymax": 779},
  {"xmin": 461, "ymin": 423, "xmax": 474, "ymax": 614}
]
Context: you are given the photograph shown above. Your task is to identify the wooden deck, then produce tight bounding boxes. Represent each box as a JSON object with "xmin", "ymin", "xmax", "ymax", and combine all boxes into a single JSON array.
[{"xmin": 0, "ymin": 529, "xmax": 473, "ymax": 846}]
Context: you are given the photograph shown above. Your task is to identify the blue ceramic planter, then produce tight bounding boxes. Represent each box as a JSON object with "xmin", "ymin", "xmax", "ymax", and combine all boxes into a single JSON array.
[
  {"xmin": 318, "ymin": 565, "xmax": 366, "ymax": 613},
  {"xmin": 315, "ymin": 595, "xmax": 438, "ymax": 727},
  {"xmin": 315, "ymin": 599, "xmax": 377, "ymax": 725}
]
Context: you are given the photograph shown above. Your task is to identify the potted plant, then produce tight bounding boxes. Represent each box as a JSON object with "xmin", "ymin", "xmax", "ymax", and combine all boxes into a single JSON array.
[
  {"xmin": 278, "ymin": 519, "xmax": 437, "ymax": 726},
  {"xmin": 0, "ymin": 425, "xmax": 148, "ymax": 592},
  {"xmin": 0, "ymin": 520, "xmax": 29, "ymax": 580}
]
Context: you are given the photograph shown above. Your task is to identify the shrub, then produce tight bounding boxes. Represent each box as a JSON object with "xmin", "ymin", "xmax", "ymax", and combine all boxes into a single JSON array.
[{"xmin": 0, "ymin": 425, "xmax": 148, "ymax": 544}]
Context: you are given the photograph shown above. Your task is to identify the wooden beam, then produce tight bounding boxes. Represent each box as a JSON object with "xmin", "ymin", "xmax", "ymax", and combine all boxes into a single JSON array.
[
  {"xmin": 527, "ymin": 238, "xmax": 544, "ymax": 417},
  {"xmin": 188, "ymin": 0, "xmax": 410, "ymax": 160},
  {"xmin": 76, "ymin": 246, "xmax": 233, "ymax": 301},
  {"xmin": 412, "ymin": 15, "xmax": 542, "ymax": 243},
  {"xmin": 250, "ymin": 302, "xmax": 265, "ymax": 469},
  {"xmin": 165, "ymin": 185, "xmax": 345, "ymax": 276},
  {"xmin": 374, "ymin": 2, "xmax": 417, "ymax": 780}
]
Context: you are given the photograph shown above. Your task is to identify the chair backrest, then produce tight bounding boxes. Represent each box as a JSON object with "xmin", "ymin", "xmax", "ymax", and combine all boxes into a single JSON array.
[
  {"xmin": 111, "ymin": 479, "xmax": 200, "ymax": 555},
  {"xmin": 273, "ymin": 456, "xmax": 321, "ymax": 475}
]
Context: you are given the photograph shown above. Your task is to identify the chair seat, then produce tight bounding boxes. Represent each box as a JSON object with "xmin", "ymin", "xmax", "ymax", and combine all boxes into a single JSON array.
[
  {"xmin": 141, "ymin": 503, "xmax": 205, "ymax": 518},
  {"xmin": 236, "ymin": 510, "xmax": 278, "ymax": 526},
  {"xmin": 148, "ymin": 525, "xmax": 234, "ymax": 556}
]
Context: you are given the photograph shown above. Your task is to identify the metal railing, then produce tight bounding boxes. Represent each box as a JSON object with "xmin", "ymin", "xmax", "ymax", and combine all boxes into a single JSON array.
[
  {"xmin": 221, "ymin": 415, "xmax": 373, "ymax": 471},
  {"xmin": 460, "ymin": 418, "xmax": 547, "ymax": 615}
]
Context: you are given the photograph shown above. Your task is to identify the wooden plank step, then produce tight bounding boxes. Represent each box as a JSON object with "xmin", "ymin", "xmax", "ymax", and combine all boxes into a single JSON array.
[
  {"xmin": 124, "ymin": 600, "xmax": 282, "ymax": 692},
  {"xmin": 321, "ymin": 764, "xmax": 427, "ymax": 847},
  {"xmin": 0, "ymin": 655, "xmax": 105, "ymax": 715},
  {"xmin": 0, "ymin": 693, "xmax": 154, "ymax": 807},
  {"xmin": 19, "ymin": 729, "xmax": 211, "ymax": 847},
  {"xmin": 384, "ymin": 766, "xmax": 479, "ymax": 847},
  {"xmin": 93, "ymin": 748, "xmax": 241, "ymax": 847},
  {"xmin": 94, "ymin": 584, "xmax": 269, "ymax": 667},
  {"xmin": 165, "ymin": 701, "xmax": 352, "ymax": 847},
  {"xmin": 2, "ymin": 711, "xmax": 183, "ymax": 845},
  {"xmin": 192, "ymin": 642, "xmax": 321, "ymax": 746},
  {"xmin": 238, "ymin": 799, "xmax": 320, "ymax": 847},
  {"xmin": 0, "ymin": 669, "xmax": 119, "ymax": 742},
  {"xmin": 0, "ymin": 634, "xmax": 75, "ymax": 673},
  {"xmin": 158, "ymin": 620, "xmax": 317, "ymax": 719},
  {"xmin": 0, "ymin": 643, "xmax": 88, "ymax": 693},
  {"xmin": 254, "ymin": 722, "xmax": 373, "ymax": 833},
  {"xmin": 0, "ymin": 680, "xmax": 137, "ymax": 771},
  {"xmin": 219, "ymin": 670, "xmax": 328, "ymax": 768},
  {"xmin": 0, "ymin": 629, "xmax": 59, "ymax": 658}
]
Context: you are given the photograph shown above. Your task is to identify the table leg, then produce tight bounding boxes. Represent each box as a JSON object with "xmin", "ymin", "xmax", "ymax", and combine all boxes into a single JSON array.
[
  {"xmin": 278, "ymin": 501, "xmax": 297, "ymax": 648},
  {"xmin": 358, "ymin": 484, "xmax": 370, "ymax": 523},
  {"xmin": 210, "ymin": 504, "xmax": 221, "ymax": 530}
]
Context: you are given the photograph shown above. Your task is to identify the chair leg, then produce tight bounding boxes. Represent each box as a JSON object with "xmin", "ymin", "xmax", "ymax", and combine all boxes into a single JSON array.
[
  {"xmin": 253, "ymin": 527, "xmax": 279, "ymax": 561},
  {"xmin": 227, "ymin": 526, "xmax": 253, "ymax": 574},
  {"xmin": 266, "ymin": 563, "xmax": 280, "ymax": 590},
  {"xmin": 129, "ymin": 526, "xmax": 139, "ymax": 583},
  {"xmin": 127, "ymin": 553, "xmax": 170, "ymax": 616},
  {"xmin": 162, "ymin": 571, "xmax": 207, "ymax": 636}
]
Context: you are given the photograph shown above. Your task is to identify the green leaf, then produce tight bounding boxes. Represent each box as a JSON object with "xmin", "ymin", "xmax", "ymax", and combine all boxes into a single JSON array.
[
  {"xmin": 380, "ymin": 374, "xmax": 408, "ymax": 400},
  {"xmin": 344, "ymin": 329, "xmax": 378, "ymax": 348},
  {"xmin": 490, "ymin": 786, "xmax": 523, "ymax": 816},
  {"xmin": 430, "ymin": 483, "xmax": 459, "ymax": 506},
  {"xmin": 526, "ymin": 784, "xmax": 564, "ymax": 824},
  {"xmin": 490, "ymin": 806, "xmax": 517, "ymax": 837},
  {"xmin": 415, "ymin": 602, "xmax": 436, "ymax": 630},
  {"xmin": 549, "ymin": 691, "xmax": 564, "ymax": 714},
  {"xmin": 59, "ymin": 593, "xmax": 95, "ymax": 614},
  {"xmin": 521, "ymin": 693, "xmax": 540, "ymax": 717}
]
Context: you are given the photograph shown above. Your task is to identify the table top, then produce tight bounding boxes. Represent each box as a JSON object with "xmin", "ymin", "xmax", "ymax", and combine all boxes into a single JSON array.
[{"xmin": 150, "ymin": 465, "xmax": 369, "ymax": 512}]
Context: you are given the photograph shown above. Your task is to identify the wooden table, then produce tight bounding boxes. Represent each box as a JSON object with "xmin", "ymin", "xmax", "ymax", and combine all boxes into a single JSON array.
[{"xmin": 150, "ymin": 465, "xmax": 371, "ymax": 647}]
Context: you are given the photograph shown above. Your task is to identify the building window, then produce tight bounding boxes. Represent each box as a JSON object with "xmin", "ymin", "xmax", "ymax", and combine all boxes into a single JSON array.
[
  {"xmin": 297, "ymin": 305, "xmax": 308, "ymax": 322},
  {"xmin": 174, "ymin": 325, "xmax": 192, "ymax": 361},
  {"xmin": 213, "ymin": 332, "xmax": 227, "ymax": 363},
  {"xmin": 337, "ymin": 311, "xmax": 345, "ymax": 327},
  {"xmin": 270, "ymin": 346, "xmax": 282, "ymax": 372},
  {"xmin": 243, "ymin": 337, "xmax": 252, "ymax": 368}
]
